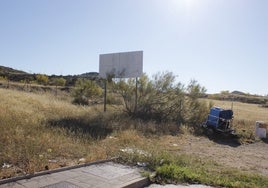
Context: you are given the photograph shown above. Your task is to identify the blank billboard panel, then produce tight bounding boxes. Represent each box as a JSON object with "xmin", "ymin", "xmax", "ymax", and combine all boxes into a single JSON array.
[{"xmin": 99, "ymin": 51, "xmax": 143, "ymax": 79}]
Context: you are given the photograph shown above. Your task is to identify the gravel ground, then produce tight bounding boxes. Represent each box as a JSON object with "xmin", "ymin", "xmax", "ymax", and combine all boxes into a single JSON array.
[{"xmin": 159, "ymin": 134, "xmax": 268, "ymax": 176}]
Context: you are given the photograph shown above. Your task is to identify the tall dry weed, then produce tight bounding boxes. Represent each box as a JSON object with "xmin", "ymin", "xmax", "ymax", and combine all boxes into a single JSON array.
[{"xmin": 0, "ymin": 89, "xmax": 104, "ymax": 177}]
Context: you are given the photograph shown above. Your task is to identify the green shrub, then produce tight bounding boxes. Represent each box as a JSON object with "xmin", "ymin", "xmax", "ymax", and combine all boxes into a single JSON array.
[
  {"xmin": 0, "ymin": 76, "xmax": 7, "ymax": 81},
  {"xmin": 106, "ymin": 93, "xmax": 122, "ymax": 105},
  {"xmin": 36, "ymin": 74, "xmax": 49, "ymax": 85},
  {"xmin": 72, "ymin": 78, "xmax": 102, "ymax": 105},
  {"xmin": 51, "ymin": 77, "xmax": 66, "ymax": 86},
  {"xmin": 112, "ymin": 72, "xmax": 208, "ymax": 127},
  {"xmin": 156, "ymin": 164, "xmax": 200, "ymax": 183},
  {"xmin": 184, "ymin": 80, "xmax": 209, "ymax": 127},
  {"xmin": 113, "ymin": 72, "xmax": 185, "ymax": 122}
]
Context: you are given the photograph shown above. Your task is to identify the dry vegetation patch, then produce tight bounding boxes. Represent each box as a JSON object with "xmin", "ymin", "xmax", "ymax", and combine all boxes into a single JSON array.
[
  {"xmin": 0, "ymin": 88, "xmax": 160, "ymax": 179},
  {"xmin": 0, "ymin": 89, "xmax": 107, "ymax": 178},
  {"xmin": 1, "ymin": 88, "xmax": 268, "ymax": 187}
]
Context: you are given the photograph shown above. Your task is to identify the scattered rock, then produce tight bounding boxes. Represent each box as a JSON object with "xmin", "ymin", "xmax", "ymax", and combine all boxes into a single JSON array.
[
  {"xmin": 120, "ymin": 147, "xmax": 151, "ymax": 157},
  {"xmin": 78, "ymin": 158, "xmax": 86, "ymax": 163},
  {"xmin": 2, "ymin": 163, "xmax": 12, "ymax": 169},
  {"xmin": 48, "ymin": 159, "xmax": 58, "ymax": 163},
  {"xmin": 137, "ymin": 162, "xmax": 148, "ymax": 167}
]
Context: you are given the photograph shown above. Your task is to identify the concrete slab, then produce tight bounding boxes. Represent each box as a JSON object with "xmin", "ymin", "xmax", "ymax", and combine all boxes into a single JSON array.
[
  {"xmin": 0, "ymin": 162, "xmax": 149, "ymax": 188},
  {"xmin": 41, "ymin": 181, "xmax": 81, "ymax": 188}
]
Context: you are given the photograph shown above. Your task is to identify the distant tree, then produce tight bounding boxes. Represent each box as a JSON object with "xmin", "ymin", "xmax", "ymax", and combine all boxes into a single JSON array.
[
  {"xmin": 220, "ymin": 90, "xmax": 230, "ymax": 95},
  {"xmin": 51, "ymin": 77, "xmax": 66, "ymax": 86},
  {"xmin": 36, "ymin": 74, "xmax": 49, "ymax": 85},
  {"xmin": 0, "ymin": 76, "xmax": 8, "ymax": 88},
  {"xmin": 72, "ymin": 78, "xmax": 102, "ymax": 105},
  {"xmin": 50, "ymin": 77, "xmax": 66, "ymax": 96},
  {"xmin": 0, "ymin": 76, "xmax": 7, "ymax": 81}
]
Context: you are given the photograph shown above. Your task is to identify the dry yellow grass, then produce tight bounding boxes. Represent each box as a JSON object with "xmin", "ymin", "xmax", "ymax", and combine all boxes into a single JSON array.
[
  {"xmin": 0, "ymin": 88, "xmax": 106, "ymax": 178},
  {"xmin": 0, "ymin": 88, "xmax": 157, "ymax": 179},
  {"xmin": 1, "ymin": 87, "xmax": 268, "ymax": 187},
  {"xmin": 208, "ymin": 99, "xmax": 268, "ymax": 122}
]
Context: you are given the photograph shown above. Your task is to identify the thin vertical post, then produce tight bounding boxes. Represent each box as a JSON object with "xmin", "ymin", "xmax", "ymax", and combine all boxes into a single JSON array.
[
  {"xmin": 104, "ymin": 80, "xmax": 107, "ymax": 112},
  {"xmin": 55, "ymin": 85, "xmax": 58, "ymax": 97},
  {"xmin": 231, "ymin": 96, "xmax": 234, "ymax": 110},
  {"xmin": 7, "ymin": 73, "xmax": 9, "ymax": 88},
  {"xmin": 135, "ymin": 77, "xmax": 138, "ymax": 113}
]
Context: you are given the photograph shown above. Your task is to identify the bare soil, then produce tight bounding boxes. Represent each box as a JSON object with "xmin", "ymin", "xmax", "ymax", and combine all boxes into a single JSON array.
[{"xmin": 160, "ymin": 134, "xmax": 268, "ymax": 176}]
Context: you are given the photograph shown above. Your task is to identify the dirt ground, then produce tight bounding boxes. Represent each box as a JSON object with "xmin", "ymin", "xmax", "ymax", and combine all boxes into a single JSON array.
[{"xmin": 160, "ymin": 134, "xmax": 268, "ymax": 176}]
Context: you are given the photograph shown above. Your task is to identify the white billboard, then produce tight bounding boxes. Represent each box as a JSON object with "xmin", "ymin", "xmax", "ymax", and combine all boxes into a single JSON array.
[{"xmin": 99, "ymin": 51, "xmax": 143, "ymax": 79}]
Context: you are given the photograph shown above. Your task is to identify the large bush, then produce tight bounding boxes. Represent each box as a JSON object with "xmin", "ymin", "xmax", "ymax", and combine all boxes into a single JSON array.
[{"xmin": 112, "ymin": 72, "xmax": 209, "ymax": 126}]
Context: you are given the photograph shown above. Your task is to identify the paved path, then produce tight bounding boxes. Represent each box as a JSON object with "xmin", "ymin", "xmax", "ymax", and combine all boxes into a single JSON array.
[{"xmin": 0, "ymin": 162, "xmax": 149, "ymax": 188}]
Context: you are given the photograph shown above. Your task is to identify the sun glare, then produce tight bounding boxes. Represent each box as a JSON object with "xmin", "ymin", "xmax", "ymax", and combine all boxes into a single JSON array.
[
  {"xmin": 171, "ymin": 0, "xmax": 198, "ymax": 10},
  {"xmin": 167, "ymin": 0, "xmax": 204, "ymax": 19},
  {"xmin": 184, "ymin": 0, "xmax": 195, "ymax": 8}
]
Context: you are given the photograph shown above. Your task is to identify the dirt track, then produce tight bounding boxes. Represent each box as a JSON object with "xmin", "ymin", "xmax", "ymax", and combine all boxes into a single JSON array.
[{"xmin": 161, "ymin": 135, "xmax": 268, "ymax": 176}]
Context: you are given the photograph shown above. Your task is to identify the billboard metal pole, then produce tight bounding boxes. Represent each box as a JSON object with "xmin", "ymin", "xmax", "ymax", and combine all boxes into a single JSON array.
[
  {"xmin": 104, "ymin": 80, "xmax": 107, "ymax": 112},
  {"xmin": 135, "ymin": 77, "xmax": 138, "ymax": 113}
]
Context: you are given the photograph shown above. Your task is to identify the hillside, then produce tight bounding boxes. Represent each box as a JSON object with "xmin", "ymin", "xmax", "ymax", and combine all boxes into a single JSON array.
[
  {"xmin": 208, "ymin": 92, "xmax": 268, "ymax": 105},
  {"xmin": 0, "ymin": 65, "xmax": 28, "ymax": 75},
  {"xmin": 1, "ymin": 65, "xmax": 267, "ymax": 106},
  {"xmin": 0, "ymin": 65, "xmax": 99, "ymax": 86}
]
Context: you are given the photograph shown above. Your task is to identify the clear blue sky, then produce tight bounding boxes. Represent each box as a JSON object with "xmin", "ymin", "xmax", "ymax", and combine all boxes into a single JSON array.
[{"xmin": 0, "ymin": 0, "xmax": 267, "ymax": 95}]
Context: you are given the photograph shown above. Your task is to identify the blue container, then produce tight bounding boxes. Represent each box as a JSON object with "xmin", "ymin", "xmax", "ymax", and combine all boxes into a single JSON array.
[{"xmin": 206, "ymin": 107, "xmax": 233, "ymax": 128}]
